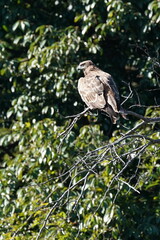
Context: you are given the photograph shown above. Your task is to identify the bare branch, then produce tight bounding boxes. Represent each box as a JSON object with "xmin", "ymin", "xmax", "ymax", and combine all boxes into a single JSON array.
[
  {"xmin": 36, "ymin": 160, "xmax": 99, "ymax": 240},
  {"xmin": 125, "ymin": 121, "xmax": 146, "ymax": 135},
  {"xmin": 118, "ymin": 178, "xmax": 140, "ymax": 194},
  {"xmin": 121, "ymin": 82, "xmax": 133, "ymax": 106},
  {"xmin": 65, "ymin": 107, "xmax": 90, "ymax": 119},
  {"xmin": 129, "ymin": 104, "xmax": 160, "ymax": 109},
  {"xmin": 57, "ymin": 107, "xmax": 90, "ymax": 151},
  {"xmin": 121, "ymin": 109, "xmax": 160, "ymax": 123}
]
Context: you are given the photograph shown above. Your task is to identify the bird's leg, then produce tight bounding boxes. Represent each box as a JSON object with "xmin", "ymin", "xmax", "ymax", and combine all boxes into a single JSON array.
[{"xmin": 119, "ymin": 108, "xmax": 128, "ymax": 120}]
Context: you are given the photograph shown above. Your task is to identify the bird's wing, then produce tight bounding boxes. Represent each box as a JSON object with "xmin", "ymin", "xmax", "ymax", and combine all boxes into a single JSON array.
[
  {"xmin": 96, "ymin": 73, "xmax": 120, "ymax": 113},
  {"xmin": 78, "ymin": 76, "xmax": 106, "ymax": 109}
]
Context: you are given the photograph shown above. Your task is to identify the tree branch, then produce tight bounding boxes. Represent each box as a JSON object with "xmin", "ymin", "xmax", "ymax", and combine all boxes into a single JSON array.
[{"xmin": 123, "ymin": 109, "xmax": 160, "ymax": 122}]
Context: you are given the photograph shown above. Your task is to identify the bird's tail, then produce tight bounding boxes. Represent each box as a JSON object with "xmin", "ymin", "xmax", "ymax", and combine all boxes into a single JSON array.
[
  {"xmin": 102, "ymin": 107, "xmax": 119, "ymax": 124},
  {"xmin": 102, "ymin": 106, "xmax": 128, "ymax": 124}
]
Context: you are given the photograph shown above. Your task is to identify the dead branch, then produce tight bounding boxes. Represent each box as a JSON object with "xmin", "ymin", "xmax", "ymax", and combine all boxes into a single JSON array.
[
  {"xmin": 122, "ymin": 109, "xmax": 160, "ymax": 122},
  {"xmin": 57, "ymin": 107, "xmax": 90, "ymax": 151},
  {"xmin": 64, "ymin": 107, "xmax": 90, "ymax": 119},
  {"xmin": 121, "ymin": 82, "xmax": 133, "ymax": 106}
]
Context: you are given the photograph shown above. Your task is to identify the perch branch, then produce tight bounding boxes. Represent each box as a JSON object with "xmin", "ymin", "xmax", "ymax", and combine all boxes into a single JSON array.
[{"xmin": 121, "ymin": 109, "xmax": 160, "ymax": 123}]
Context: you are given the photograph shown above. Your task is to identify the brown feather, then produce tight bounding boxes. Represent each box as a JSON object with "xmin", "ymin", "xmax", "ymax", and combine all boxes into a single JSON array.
[{"xmin": 77, "ymin": 60, "xmax": 120, "ymax": 124}]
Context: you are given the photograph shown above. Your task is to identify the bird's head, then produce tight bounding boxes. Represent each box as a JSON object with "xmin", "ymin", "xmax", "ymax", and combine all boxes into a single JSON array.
[{"xmin": 77, "ymin": 60, "xmax": 94, "ymax": 71}]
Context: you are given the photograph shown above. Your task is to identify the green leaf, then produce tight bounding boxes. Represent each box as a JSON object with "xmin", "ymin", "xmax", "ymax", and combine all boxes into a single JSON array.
[{"xmin": 12, "ymin": 21, "xmax": 20, "ymax": 31}]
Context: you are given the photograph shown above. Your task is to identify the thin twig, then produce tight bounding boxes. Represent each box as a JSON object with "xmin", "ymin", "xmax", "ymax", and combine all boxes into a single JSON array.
[
  {"xmin": 118, "ymin": 178, "xmax": 140, "ymax": 193},
  {"xmin": 65, "ymin": 107, "xmax": 90, "ymax": 119},
  {"xmin": 121, "ymin": 83, "xmax": 133, "ymax": 105},
  {"xmin": 57, "ymin": 107, "xmax": 90, "ymax": 151},
  {"xmin": 129, "ymin": 104, "xmax": 160, "ymax": 109}
]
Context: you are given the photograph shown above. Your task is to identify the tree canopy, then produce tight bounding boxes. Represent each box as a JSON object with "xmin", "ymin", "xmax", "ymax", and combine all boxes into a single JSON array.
[{"xmin": 0, "ymin": 0, "xmax": 160, "ymax": 239}]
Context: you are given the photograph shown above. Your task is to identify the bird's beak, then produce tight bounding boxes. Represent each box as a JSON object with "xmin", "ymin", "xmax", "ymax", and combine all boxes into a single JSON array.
[{"xmin": 77, "ymin": 65, "xmax": 81, "ymax": 71}]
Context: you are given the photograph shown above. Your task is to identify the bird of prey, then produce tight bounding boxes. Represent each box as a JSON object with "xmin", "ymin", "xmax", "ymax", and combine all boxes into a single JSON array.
[{"xmin": 77, "ymin": 60, "xmax": 121, "ymax": 124}]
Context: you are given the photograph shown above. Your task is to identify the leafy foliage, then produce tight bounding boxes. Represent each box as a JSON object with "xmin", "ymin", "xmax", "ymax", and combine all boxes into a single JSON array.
[{"xmin": 0, "ymin": 0, "xmax": 160, "ymax": 239}]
